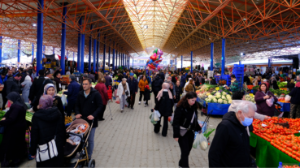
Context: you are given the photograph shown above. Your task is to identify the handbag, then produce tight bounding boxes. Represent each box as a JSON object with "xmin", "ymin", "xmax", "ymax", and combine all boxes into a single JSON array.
[
  {"xmin": 36, "ymin": 121, "xmax": 60, "ymax": 162},
  {"xmin": 180, "ymin": 110, "xmax": 196, "ymax": 136}
]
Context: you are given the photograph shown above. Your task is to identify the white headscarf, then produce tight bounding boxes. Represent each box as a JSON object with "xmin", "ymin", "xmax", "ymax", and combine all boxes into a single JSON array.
[{"xmin": 25, "ymin": 75, "xmax": 31, "ymax": 81}]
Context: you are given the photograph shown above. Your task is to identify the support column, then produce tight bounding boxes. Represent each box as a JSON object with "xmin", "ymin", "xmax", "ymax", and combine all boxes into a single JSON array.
[
  {"xmin": 77, "ymin": 17, "xmax": 82, "ymax": 71},
  {"xmin": 210, "ymin": 42, "xmax": 214, "ymax": 71},
  {"xmin": 119, "ymin": 52, "xmax": 121, "ymax": 67},
  {"xmin": 108, "ymin": 41, "xmax": 111, "ymax": 70},
  {"xmin": 268, "ymin": 58, "xmax": 271, "ymax": 68},
  {"xmin": 53, "ymin": 47, "xmax": 55, "ymax": 54},
  {"xmin": 190, "ymin": 51, "xmax": 193, "ymax": 73},
  {"xmin": 43, "ymin": 45, "xmax": 45, "ymax": 58},
  {"xmin": 93, "ymin": 38, "xmax": 96, "ymax": 72},
  {"xmin": 60, "ymin": 4, "xmax": 67, "ymax": 75},
  {"xmin": 112, "ymin": 42, "xmax": 115, "ymax": 70},
  {"xmin": 88, "ymin": 25, "xmax": 93, "ymax": 72},
  {"xmin": 115, "ymin": 49, "xmax": 118, "ymax": 69},
  {"xmin": 73, "ymin": 52, "xmax": 74, "ymax": 61},
  {"xmin": 37, "ymin": 0, "xmax": 44, "ymax": 75},
  {"xmin": 31, "ymin": 43, "xmax": 34, "ymax": 63},
  {"xmin": 18, "ymin": 40, "xmax": 21, "ymax": 65},
  {"xmin": 0, "ymin": 36, "xmax": 2, "ymax": 63},
  {"xmin": 221, "ymin": 38, "xmax": 226, "ymax": 75},
  {"xmin": 81, "ymin": 34, "xmax": 85, "ymax": 73},
  {"xmin": 175, "ymin": 58, "xmax": 177, "ymax": 70},
  {"xmin": 96, "ymin": 31, "xmax": 100, "ymax": 72},
  {"xmin": 181, "ymin": 55, "xmax": 183, "ymax": 71},
  {"xmin": 102, "ymin": 36, "xmax": 106, "ymax": 71}
]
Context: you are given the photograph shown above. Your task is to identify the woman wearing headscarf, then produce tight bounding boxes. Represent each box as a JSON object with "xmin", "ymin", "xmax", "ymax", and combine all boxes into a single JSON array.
[
  {"xmin": 154, "ymin": 83, "xmax": 174, "ymax": 137},
  {"xmin": 288, "ymin": 82, "xmax": 300, "ymax": 118},
  {"xmin": 0, "ymin": 92, "xmax": 27, "ymax": 167},
  {"xmin": 183, "ymin": 78, "xmax": 192, "ymax": 93},
  {"xmin": 185, "ymin": 79, "xmax": 196, "ymax": 93},
  {"xmin": 117, "ymin": 78, "xmax": 130, "ymax": 112},
  {"xmin": 30, "ymin": 95, "xmax": 65, "ymax": 167},
  {"xmin": 21, "ymin": 75, "xmax": 32, "ymax": 103},
  {"xmin": 44, "ymin": 83, "xmax": 64, "ymax": 120}
]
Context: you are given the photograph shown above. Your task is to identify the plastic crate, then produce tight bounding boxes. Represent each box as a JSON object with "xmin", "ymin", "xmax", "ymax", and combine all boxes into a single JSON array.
[
  {"xmin": 214, "ymin": 76, "xmax": 220, "ymax": 84},
  {"xmin": 233, "ymin": 64, "xmax": 244, "ymax": 68}
]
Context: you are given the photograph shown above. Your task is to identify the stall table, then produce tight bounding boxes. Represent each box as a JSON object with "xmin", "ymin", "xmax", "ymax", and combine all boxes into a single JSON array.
[
  {"xmin": 277, "ymin": 102, "xmax": 290, "ymax": 112},
  {"xmin": 250, "ymin": 132, "xmax": 299, "ymax": 167},
  {"xmin": 207, "ymin": 103, "xmax": 230, "ymax": 115}
]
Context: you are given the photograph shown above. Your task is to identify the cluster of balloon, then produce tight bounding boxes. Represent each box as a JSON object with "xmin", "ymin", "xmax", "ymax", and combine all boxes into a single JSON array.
[{"xmin": 146, "ymin": 49, "xmax": 163, "ymax": 70}]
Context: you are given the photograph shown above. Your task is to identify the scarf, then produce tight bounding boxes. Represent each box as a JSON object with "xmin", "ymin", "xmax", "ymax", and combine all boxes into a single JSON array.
[
  {"xmin": 44, "ymin": 83, "xmax": 56, "ymax": 97},
  {"xmin": 6, "ymin": 91, "xmax": 27, "ymax": 110},
  {"xmin": 122, "ymin": 83, "xmax": 127, "ymax": 95},
  {"xmin": 39, "ymin": 95, "xmax": 53, "ymax": 109},
  {"xmin": 156, "ymin": 83, "xmax": 173, "ymax": 101}
]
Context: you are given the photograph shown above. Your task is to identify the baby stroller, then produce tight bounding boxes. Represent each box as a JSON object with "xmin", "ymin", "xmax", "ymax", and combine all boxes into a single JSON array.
[{"xmin": 64, "ymin": 119, "xmax": 95, "ymax": 168}]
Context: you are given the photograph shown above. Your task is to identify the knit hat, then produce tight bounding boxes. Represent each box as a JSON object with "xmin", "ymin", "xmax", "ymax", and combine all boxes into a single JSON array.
[{"xmin": 130, "ymin": 73, "xmax": 134, "ymax": 76}]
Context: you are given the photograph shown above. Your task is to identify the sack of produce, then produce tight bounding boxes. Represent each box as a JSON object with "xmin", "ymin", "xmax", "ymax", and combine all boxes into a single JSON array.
[
  {"xmin": 153, "ymin": 110, "xmax": 161, "ymax": 121},
  {"xmin": 285, "ymin": 95, "xmax": 291, "ymax": 102}
]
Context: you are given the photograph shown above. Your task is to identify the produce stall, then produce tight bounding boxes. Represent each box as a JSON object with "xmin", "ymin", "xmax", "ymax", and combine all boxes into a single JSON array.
[
  {"xmin": 251, "ymin": 117, "xmax": 300, "ymax": 167},
  {"xmin": 0, "ymin": 111, "xmax": 5, "ymax": 145},
  {"xmin": 197, "ymin": 85, "xmax": 232, "ymax": 115}
]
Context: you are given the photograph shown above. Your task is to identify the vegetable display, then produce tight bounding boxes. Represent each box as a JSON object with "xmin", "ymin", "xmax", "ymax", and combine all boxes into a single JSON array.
[
  {"xmin": 278, "ymin": 81, "xmax": 288, "ymax": 88},
  {"xmin": 0, "ymin": 111, "xmax": 5, "ymax": 118},
  {"xmin": 253, "ymin": 117, "xmax": 300, "ymax": 161},
  {"xmin": 269, "ymin": 88, "xmax": 290, "ymax": 97},
  {"xmin": 244, "ymin": 94, "xmax": 255, "ymax": 103},
  {"xmin": 204, "ymin": 89, "xmax": 232, "ymax": 104},
  {"xmin": 65, "ymin": 116, "xmax": 73, "ymax": 125},
  {"xmin": 26, "ymin": 111, "xmax": 33, "ymax": 122}
]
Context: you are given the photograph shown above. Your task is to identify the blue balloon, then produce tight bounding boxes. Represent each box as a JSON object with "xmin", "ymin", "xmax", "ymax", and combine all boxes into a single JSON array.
[{"xmin": 149, "ymin": 60, "xmax": 153, "ymax": 64}]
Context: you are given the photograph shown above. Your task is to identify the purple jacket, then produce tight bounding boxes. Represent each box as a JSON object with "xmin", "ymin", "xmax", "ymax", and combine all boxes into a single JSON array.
[{"xmin": 255, "ymin": 91, "xmax": 278, "ymax": 116}]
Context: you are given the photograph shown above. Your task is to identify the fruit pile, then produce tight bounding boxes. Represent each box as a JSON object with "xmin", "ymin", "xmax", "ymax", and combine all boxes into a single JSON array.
[
  {"xmin": 283, "ymin": 165, "xmax": 300, "ymax": 168},
  {"xmin": 253, "ymin": 117, "xmax": 300, "ymax": 161},
  {"xmin": 65, "ymin": 116, "xmax": 73, "ymax": 125}
]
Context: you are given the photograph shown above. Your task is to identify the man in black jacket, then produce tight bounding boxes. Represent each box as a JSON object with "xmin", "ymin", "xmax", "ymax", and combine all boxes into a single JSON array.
[
  {"xmin": 2, "ymin": 70, "xmax": 20, "ymax": 109},
  {"xmin": 127, "ymin": 73, "xmax": 138, "ymax": 109},
  {"xmin": 75, "ymin": 78, "xmax": 103, "ymax": 159},
  {"xmin": 152, "ymin": 73, "xmax": 163, "ymax": 104},
  {"xmin": 208, "ymin": 101, "xmax": 256, "ymax": 167}
]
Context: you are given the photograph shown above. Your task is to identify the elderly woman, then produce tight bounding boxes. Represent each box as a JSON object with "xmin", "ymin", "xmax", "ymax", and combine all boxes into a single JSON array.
[
  {"xmin": 154, "ymin": 83, "xmax": 174, "ymax": 137},
  {"xmin": 0, "ymin": 92, "xmax": 27, "ymax": 167},
  {"xmin": 95, "ymin": 77, "xmax": 109, "ymax": 120},
  {"xmin": 30, "ymin": 95, "xmax": 65, "ymax": 167},
  {"xmin": 117, "ymin": 78, "xmax": 130, "ymax": 112},
  {"xmin": 185, "ymin": 79, "xmax": 196, "ymax": 93},
  {"xmin": 21, "ymin": 75, "xmax": 32, "ymax": 103},
  {"xmin": 44, "ymin": 83, "xmax": 64, "ymax": 120}
]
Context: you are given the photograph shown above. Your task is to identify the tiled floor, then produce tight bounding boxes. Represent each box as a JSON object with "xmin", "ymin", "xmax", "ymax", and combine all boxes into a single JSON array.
[{"xmin": 19, "ymin": 93, "xmax": 223, "ymax": 167}]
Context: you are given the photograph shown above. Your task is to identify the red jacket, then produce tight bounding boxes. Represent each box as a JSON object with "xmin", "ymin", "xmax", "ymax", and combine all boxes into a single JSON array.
[{"xmin": 95, "ymin": 83, "xmax": 109, "ymax": 105}]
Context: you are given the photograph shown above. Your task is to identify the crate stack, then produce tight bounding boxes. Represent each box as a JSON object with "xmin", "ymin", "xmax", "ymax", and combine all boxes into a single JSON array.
[
  {"xmin": 221, "ymin": 74, "xmax": 231, "ymax": 86},
  {"xmin": 232, "ymin": 64, "xmax": 244, "ymax": 90}
]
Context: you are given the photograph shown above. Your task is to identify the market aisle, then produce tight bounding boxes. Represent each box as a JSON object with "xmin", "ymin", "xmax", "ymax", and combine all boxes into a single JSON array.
[{"xmin": 20, "ymin": 93, "xmax": 222, "ymax": 167}]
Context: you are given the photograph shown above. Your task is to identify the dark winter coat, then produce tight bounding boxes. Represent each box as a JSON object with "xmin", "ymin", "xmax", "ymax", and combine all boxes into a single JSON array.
[
  {"xmin": 54, "ymin": 77, "xmax": 62, "ymax": 92},
  {"xmin": 0, "ymin": 104, "xmax": 27, "ymax": 161},
  {"xmin": 104, "ymin": 76, "xmax": 112, "ymax": 87},
  {"xmin": 154, "ymin": 92, "xmax": 174, "ymax": 116},
  {"xmin": 3, "ymin": 76, "xmax": 20, "ymax": 99},
  {"xmin": 287, "ymin": 82, "xmax": 295, "ymax": 91},
  {"xmin": 208, "ymin": 112, "xmax": 252, "ymax": 167},
  {"xmin": 64, "ymin": 80, "xmax": 81, "ymax": 102},
  {"xmin": 152, "ymin": 76, "xmax": 163, "ymax": 93},
  {"xmin": 255, "ymin": 91, "xmax": 278, "ymax": 116},
  {"xmin": 289, "ymin": 87, "xmax": 300, "ymax": 105},
  {"xmin": 159, "ymin": 72, "xmax": 165, "ymax": 80},
  {"xmin": 127, "ymin": 77, "xmax": 138, "ymax": 93},
  {"xmin": 180, "ymin": 74, "xmax": 187, "ymax": 88},
  {"xmin": 75, "ymin": 88, "xmax": 103, "ymax": 128},
  {"xmin": 30, "ymin": 107, "xmax": 65, "ymax": 167},
  {"xmin": 172, "ymin": 104, "xmax": 201, "ymax": 138},
  {"xmin": 174, "ymin": 85, "xmax": 182, "ymax": 103},
  {"xmin": 144, "ymin": 88, "xmax": 151, "ymax": 101},
  {"xmin": 53, "ymin": 96, "xmax": 65, "ymax": 121},
  {"xmin": 272, "ymin": 80, "xmax": 279, "ymax": 90}
]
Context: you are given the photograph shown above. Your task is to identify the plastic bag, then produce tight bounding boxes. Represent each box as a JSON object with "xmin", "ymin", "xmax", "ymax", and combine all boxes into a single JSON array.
[
  {"xmin": 198, "ymin": 120, "xmax": 207, "ymax": 133},
  {"xmin": 153, "ymin": 110, "xmax": 161, "ymax": 121},
  {"xmin": 115, "ymin": 97, "xmax": 120, "ymax": 104},
  {"xmin": 61, "ymin": 95, "xmax": 67, "ymax": 106},
  {"xmin": 149, "ymin": 113, "xmax": 157, "ymax": 124},
  {"xmin": 168, "ymin": 113, "xmax": 174, "ymax": 124},
  {"xmin": 193, "ymin": 132, "xmax": 208, "ymax": 150},
  {"xmin": 266, "ymin": 97, "xmax": 274, "ymax": 107},
  {"xmin": 285, "ymin": 95, "xmax": 291, "ymax": 102}
]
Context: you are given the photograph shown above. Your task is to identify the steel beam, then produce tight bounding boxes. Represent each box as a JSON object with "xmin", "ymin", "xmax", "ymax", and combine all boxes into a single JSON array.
[
  {"xmin": 210, "ymin": 43, "xmax": 214, "ymax": 71},
  {"xmin": 102, "ymin": 36, "xmax": 106, "ymax": 71},
  {"xmin": 31, "ymin": 43, "xmax": 34, "ymax": 64},
  {"xmin": 77, "ymin": 17, "xmax": 82, "ymax": 71},
  {"xmin": 93, "ymin": 38, "xmax": 96, "ymax": 72},
  {"xmin": 36, "ymin": 0, "xmax": 44, "ymax": 75},
  {"xmin": 112, "ymin": 42, "xmax": 115, "ymax": 70},
  {"xmin": 60, "ymin": 4, "xmax": 67, "ymax": 75},
  {"xmin": 88, "ymin": 25, "xmax": 93, "ymax": 72},
  {"xmin": 221, "ymin": 38, "xmax": 226, "ymax": 76},
  {"xmin": 81, "ymin": 34, "xmax": 85, "ymax": 73}
]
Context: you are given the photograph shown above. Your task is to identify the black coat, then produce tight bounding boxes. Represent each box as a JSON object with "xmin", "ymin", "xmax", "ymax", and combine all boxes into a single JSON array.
[
  {"xmin": 272, "ymin": 80, "xmax": 279, "ymax": 90},
  {"xmin": 0, "ymin": 104, "xmax": 27, "ymax": 161},
  {"xmin": 174, "ymin": 85, "xmax": 182, "ymax": 103},
  {"xmin": 152, "ymin": 76, "xmax": 163, "ymax": 93},
  {"xmin": 3, "ymin": 77, "xmax": 20, "ymax": 98},
  {"xmin": 154, "ymin": 92, "xmax": 174, "ymax": 116},
  {"xmin": 30, "ymin": 107, "xmax": 65, "ymax": 167},
  {"xmin": 75, "ymin": 88, "xmax": 103, "ymax": 128},
  {"xmin": 208, "ymin": 112, "xmax": 251, "ymax": 167},
  {"xmin": 53, "ymin": 96, "xmax": 65, "ymax": 121},
  {"xmin": 289, "ymin": 87, "xmax": 300, "ymax": 104},
  {"xmin": 287, "ymin": 82, "xmax": 295, "ymax": 91},
  {"xmin": 144, "ymin": 88, "xmax": 151, "ymax": 101},
  {"xmin": 172, "ymin": 105, "xmax": 201, "ymax": 138}
]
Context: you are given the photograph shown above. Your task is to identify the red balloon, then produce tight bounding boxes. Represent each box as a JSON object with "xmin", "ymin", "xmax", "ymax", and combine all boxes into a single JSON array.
[
  {"xmin": 155, "ymin": 59, "xmax": 162, "ymax": 63},
  {"xmin": 150, "ymin": 54, "xmax": 157, "ymax": 61},
  {"xmin": 148, "ymin": 64, "xmax": 156, "ymax": 69}
]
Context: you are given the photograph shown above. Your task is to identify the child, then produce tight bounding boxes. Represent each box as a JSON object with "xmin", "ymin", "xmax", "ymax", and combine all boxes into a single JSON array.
[{"xmin": 144, "ymin": 85, "xmax": 151, "ymax": 107}]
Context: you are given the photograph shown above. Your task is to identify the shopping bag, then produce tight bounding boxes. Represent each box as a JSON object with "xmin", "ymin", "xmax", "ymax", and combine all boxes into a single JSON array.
[
  {"xmin": 153, "ymin": 110, "xmax": 161, "ymax": 121},
  {"xmin": 193, "ymin": 132, "xmax": 208, "ymax": 150},
  {"xmin": 168, "ymin": 113, "xmax": 174, "ymax": 124},
  {"xmin": 149, "ymin": 113, "xmax": 157, "ymax": 124},
  {"xmin": 115, "ymin": 97, "xmax": 120, "ymax": 104},
  {"xmin": 266, "ymin": 97, "xmax": 274, "ymax": 107},
  {"xmin": 61, "ymin": 95, "xmax": 67, "ymax": 106},
  {"xmin": 285, "ymin": 95, "xmax": 291, "ymax": 102}
]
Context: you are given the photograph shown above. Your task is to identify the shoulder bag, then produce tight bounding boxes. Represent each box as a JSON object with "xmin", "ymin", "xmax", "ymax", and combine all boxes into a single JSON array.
[
  {"xmin": 36, "ymin": 121, "xmax": 60, "ymax": 162},
  {"xmin": 180, "ymin": 109, "xmax": 196, "ymax": 136}
]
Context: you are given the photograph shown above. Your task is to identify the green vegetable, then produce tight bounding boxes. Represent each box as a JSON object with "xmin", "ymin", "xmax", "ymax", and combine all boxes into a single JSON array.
[
  {"xmin": 252, "ymin": 86, "xmax": 259, "ymax": 90},
  {"xmin": 269, "ymin": 88, "xmax": 290, "ymax": 96},
  {"xmin": 0, "ymin": 111, "xmax": 5, "ymax": 118},
  {"xmin": 26, "ymin": 111, "xmax": 33, "ymax": 122},
  {"xmin": 204, "ymin": 128, "xmax": 216, "ymax": 138},
  {"xmin": 277, "ymin": 81, "xmax": 287, "ymax": 88}
]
